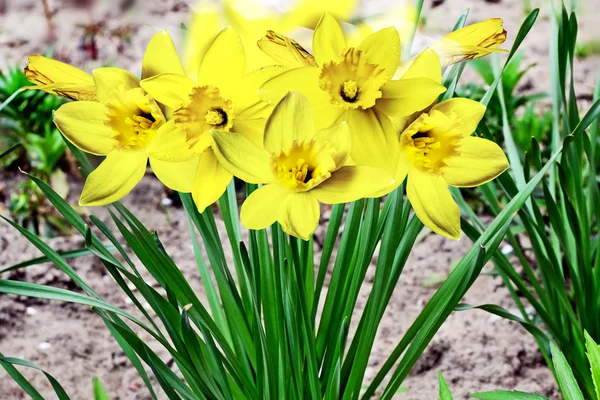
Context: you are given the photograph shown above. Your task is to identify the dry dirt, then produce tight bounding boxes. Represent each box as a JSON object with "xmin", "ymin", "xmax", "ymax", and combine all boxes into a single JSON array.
[{"xmin": 1, "ymin": 0, "xmax": 599, "ymax": 399}]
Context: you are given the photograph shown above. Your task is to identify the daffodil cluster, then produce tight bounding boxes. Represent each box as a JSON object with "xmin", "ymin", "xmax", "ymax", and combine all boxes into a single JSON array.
[{"xmin": 25, "ymin": 12, "xmax": 509, "ymax": 240}]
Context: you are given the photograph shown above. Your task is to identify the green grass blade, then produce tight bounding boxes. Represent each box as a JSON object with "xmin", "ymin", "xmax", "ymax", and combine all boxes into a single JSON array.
[
  {"xmin": 0, "ymin": 352, "xmax": 44, "ymax": 400},
  {"xmin": 551, "ymin": 341, "xmax": 585, "ymax": 400},
  {"xmin": 0, "ymin": 356, "xmax": 71, "ymax": 400},
  {"xmin": 313, "ymin": 202, "xmax": 345, "ymax": 321},
  {"xmin": 585, "ymin": 332, "xmax": 600, "ymax": 400},
  {"xmin": 0, "ymin": 142, "xmax": 21, "ymax": 160},
  {"xmin": 470, "ymin": 391, "xmax": 548, "ymax": 400},
  {"xmin": 439, "ymin": 373, "xmax": 454, "ymax": 400},
  {"xmin": 0, "ymin": 245, "xmax": 115, "ymax": 274},
  {"xmin": 93, "ymin": 377, "xmax": 111, "ymax": 400}
]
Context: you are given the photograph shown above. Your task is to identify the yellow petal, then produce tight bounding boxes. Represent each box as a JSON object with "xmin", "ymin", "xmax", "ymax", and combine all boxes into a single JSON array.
[
  {"xmin": 278, "ymin": 192, "xmax": 320, "ymax": 240},
  {"xmin": 313, "ymin": 103, "xmax": 347, "ymax": 130},
  {"xmin": 443, "ymin": 137, "xmax": 509, "ymax": 188},
  {"xmin": 259, "ymin": 67, "xmax": 329, "ymax": 106},
  {"xmin": 346, "ymin": 108, "xmax": 399, "ymax": 174},
  {"xmin": 357, "ymin": 27, "xmax": 401, "ymax": 76},
  {"xmin": 53, "ymin": 101, "xmax": 116, "ymax": 155},
  {"xmin": 284, "ymin": 0, "xmax": 358, "ymax": 30},
  {"xmin": 140, "ymin": 73, "xmax": 196, "ymax": 109},
  {"xmin": 147, "ymin": 121, "xmax": 196, "ymax": 162},
  {"xmin": 435, "ymin": 18, "xmax": 507, "ymax": 66},
  {"xmin": 93, "ymin": 68, "xmax": 140, "ymax": 103},
  {"xmin": 211, "ymin": 130, "xmax": 274, "ymax": 184},
  {"xmin": 191, "ymin": 149, "xmax": 232, "ymax": 213},
  {"xmin": 80, "ymin": 150, "xmax": 147, "ymax": 206},
  {"xmin": 233, "ymin": 117, "xmax": 265, "ymax": 148},
  {"xmin": 378, "ymin": 78, "xmax": 446, "ymax": 117},
  {"xmin": 222, "ymin": 2, "xmax": 276, "ymax": 71},
  {"xmin": 312, "ymin": 121, "xmax": 351, "ymax": 168},
  {"xmin": 142, "ymin": 30, "xmax": 186, "ymax": 79},
  {"xmin": 183, "ymin": 6, "xmax": 220, "ymax": 77},
  {"xmin": 431, "ymin": 98, "xmax": 486, "ymax": 136},
  {"xmin": 313, "ymin": 12, "xmax": 347, "ymax": 65},
  {"xmin": 234, "ymin": 65, "xmax": 285, "ymax": 116},
  {"xmin": 258, "ymin": 31, "xmax": 318, "ymax": 68},
  {"xmin": 395, "ymin": 155, "xmax": 409, "ymax": 185},
  {"xmin": 264, "ymin": 92, "xmax": 314, "ymax": 153},
  {"xmin": 401, "ymin": 48, "xmax": 442, "ymax": 83},
  {"xmin": 198, "ymin": 27, "xmax": 245, "ymax": 96},
  {"xmin": 407, "ymin": 169, "xmax": 460, "ymax": 240},
  {"xmin": 24, "ymin": 55, "xmax": 97, "ymax": 101},
  {"xmin": 240, "ymin": 184, "xmax": 289, "ymax": 230},
  {"xmin": 150, "ymin": 156, "xmax": 198, "ymax": 193},
  {"xmin": 311, "ymin": 165, "xmax": 395, "ymax": 204}
]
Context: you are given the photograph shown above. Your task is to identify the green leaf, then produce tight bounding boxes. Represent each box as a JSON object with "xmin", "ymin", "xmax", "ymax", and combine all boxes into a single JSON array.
[
  {"xmin": 0, "ymin": 356, "xmax": 71, "ymax": 400},
  {"xmin": 470, "ymin": 390, "xmax": 548, "ymax": 400},
  {"xmin": 584, "ymin": 332, "xmax": 600, "ymax": 400},
  {"xmin": 551, "ymin": 341, "xmax": 585, "ymax": 400},
  {"xmin": 0, "ymin": 246, "xmax": 115, "ymax": 274},
  {"xmin": 0, "ymin": 142, "xmax": 21, "ymax": 160},
  {"xmin": 0, "ymin": 352, "xmax": 44, "ymax": 400},
  {"xmin": 438, "ymin": 373, "xmax": 454, "ymax": 400},
  {"xmin": 92, "ymin": 377, "xmax": 111, "ymax": 400},
  {"xmin": 455, "ymin": 304, "xmax": 548, "ymax": 347}
]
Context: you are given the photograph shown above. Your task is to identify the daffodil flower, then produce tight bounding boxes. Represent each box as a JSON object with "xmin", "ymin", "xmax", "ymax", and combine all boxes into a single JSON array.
[
  {"xmin": 53, "ymin": 31, "xmax": 195, "ymax": 206},
  {"xmin": 24, "ymin": 55, "xmax": 97, "ymax": 101},
  {"xmin": 141, "ymin": 27, "xmax": 283, "ymax": 212},
  {"xmin": 183, "ymin": 0, "xmax": 358, "ymax": 74},
  {"xmin": 394, "ymin": 98, "xmax": 509, "ymax": 239},
  {"xmin": 259, "ymin": 12, "xmax": 447, "ymax": 174},
  {"xmin": 211, "ymin": 92, "xmax": 396, "ymax": 240},
  {"xmin": 432, "ymin": 18, "xmax": 507, "ymax": 66}
]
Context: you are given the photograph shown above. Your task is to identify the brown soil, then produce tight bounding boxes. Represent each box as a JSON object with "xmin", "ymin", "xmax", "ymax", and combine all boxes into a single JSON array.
[{"xmin": 2, "ymin": 0, "xmax": 598, "ymax": 398}]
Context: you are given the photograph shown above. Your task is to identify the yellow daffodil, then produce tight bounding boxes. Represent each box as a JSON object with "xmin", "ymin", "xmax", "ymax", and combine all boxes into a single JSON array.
[
  {"xmin": 258, "ymin": 12, "xmax": 447, "ymax": 174},
  {"xmin": 393, "ymin": 98, "xmax": 509, "ymax": 239},
  {"xmin": 257, "ymin": 31, "xmax": 318, "ymax": 69},
  {"xmin": 52, "ymin": 31, "xmax": 195, "ymax": 206},
  {"xmin": 432, "ymin": 18, "xmax": 507, "ymax": 66},
  {"xmin": 211, "ymin": 92, "xmax": 395, "ymax": 240},
  {"xmin": 24, "ymin": 55, "xmax": 97, "ymax": 101},
  {"xmin": 183, "ymin": 0, "xmax": 358, "ymax": 74},
  {"xmin": 141, "ymin": 27, "xmax": 282, "ymax": 212}
]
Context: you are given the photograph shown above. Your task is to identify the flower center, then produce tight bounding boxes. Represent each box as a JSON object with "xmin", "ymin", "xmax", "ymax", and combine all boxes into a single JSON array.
[
  {"xmin": 174, "ymin": 85, "xmax": 234, "ymax": 152},
  {"xmin": 319, "ymin": 48, "xmax": 389, "ymax": 110},
  {"xmin": 401, "ymin": 111, "xmax": 461, "ymax": 173},
  {"xmin": 272, "ymin": 139, "xmax": 337, "ymax": 191},
  {"xmin": 105, "ymin": 88, "xmax": 164, "ymax": 150},
  {"xmin": 204, "ymin": 108, "xmax": 228, "ymax": 126},
  {"xmin": 341, "ymin": 80, "xmax": 359, "ymax": 103}
]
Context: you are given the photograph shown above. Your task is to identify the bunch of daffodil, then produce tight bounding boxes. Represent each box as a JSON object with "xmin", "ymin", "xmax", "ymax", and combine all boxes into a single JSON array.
[
  {"xmin": 24, "ymin": 10, "xmax": 510, "ymax": 241},
  {"xmin": 140, "ymin": 27, "xmax": 282, "ymax": 211},
  {"xmin": 259, "ymin": 12, "xmax": 447, "ymax": 174},
  {"xmin": 39, "ymin": 31, "xmax": 195, "ymax": 205},
  {"xmin": 183, "ymin": 0, "xmax": 359, "ymax": 73},
  {"xmin": 212, "ymin": 91, "xmax": 395, "ymax": 239}
]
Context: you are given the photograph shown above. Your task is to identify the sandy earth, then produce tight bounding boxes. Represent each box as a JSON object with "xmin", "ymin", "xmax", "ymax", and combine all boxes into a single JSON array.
[{"xmin": 1, "ymin": 0, "xmax": 599, "ymax": 399}]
